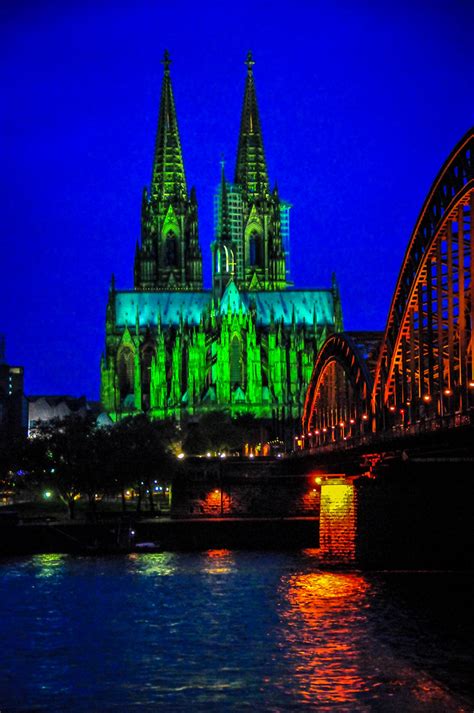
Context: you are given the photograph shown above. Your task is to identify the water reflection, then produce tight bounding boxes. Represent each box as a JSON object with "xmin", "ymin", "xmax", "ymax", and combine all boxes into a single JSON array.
[
  {"xmin": 280, "ymin": 572, "xmax": 371, "ymax": 708},
  {"xmin": 202, "ymin": 549, "xmax": 235, "ymax": 575},
  {"xmin": 279, "ymin": 571, "xmax": 468, "ymax": 711},
  {"xmin": 0, "ymin": 555, "xmax": 471, "ymax": 711},
  {"xmin": 32, "ymin": 553, "xmax": 66, "ymax": 578},
  {"xmin": 127, "ymin": 552, "xmax": 178, "ymax": 577}
]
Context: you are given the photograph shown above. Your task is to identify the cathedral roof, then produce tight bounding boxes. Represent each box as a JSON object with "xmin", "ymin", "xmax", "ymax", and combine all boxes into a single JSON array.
[
  {"xmin": 249, "ymin": 290, "xmax": 335, "ymax": 326},
  {"xmin": 220, "ymin": 281, "xmax": 247, "ymax": 314},
  {"xmin": 115, "ymin": 287, "xmax": 335, "ymax": 328},
  {"xmin": 115, "ymin": 291, "xmax": 211, "ymax": 327}
]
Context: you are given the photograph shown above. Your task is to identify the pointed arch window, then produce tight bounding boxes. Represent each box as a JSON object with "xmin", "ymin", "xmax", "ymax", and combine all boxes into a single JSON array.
[
  {"xmin": 165, "ymin": 231, "xmax": 178, "ymax": 267},
  {"xmin": 249, "ymin": 231, "xmax": 262, "ymax": 267},
  {"xmin": 117, "ymin": 347, "xmax": 134, "ymax": 399}
]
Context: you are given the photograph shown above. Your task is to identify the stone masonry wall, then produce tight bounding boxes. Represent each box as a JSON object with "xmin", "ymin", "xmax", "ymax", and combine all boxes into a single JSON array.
[{"xmin": 319, "ymin": 479, "xmax": 356, "ymax": 564}]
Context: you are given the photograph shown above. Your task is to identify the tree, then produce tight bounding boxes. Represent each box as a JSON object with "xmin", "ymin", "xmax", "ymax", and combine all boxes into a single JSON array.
[
  {"xmin": 24, "ymin": 414, "xmax": 107, "ymax": 519},
  {"xmin": 106, "ymin": 415, "xmax": 175, "ymax": 514}
]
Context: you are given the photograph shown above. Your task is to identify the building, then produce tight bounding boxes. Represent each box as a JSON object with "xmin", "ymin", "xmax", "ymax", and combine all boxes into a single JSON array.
[
  {"xmin": 27, "ymin": 395, "xmax": 104, "ymax": 435},
  {"xmin": 0, "ymin": 335, "xmax": 28, "ymax": 440},
  {"xmin": 100, "ymin": 51, "xmax": 342, "ymax": 433}
]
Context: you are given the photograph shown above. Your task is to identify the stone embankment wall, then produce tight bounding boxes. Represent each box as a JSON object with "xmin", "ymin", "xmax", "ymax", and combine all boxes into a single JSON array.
[{"xmin": 171, "ymin": 460, "xmax": 320, "ymax": 519}]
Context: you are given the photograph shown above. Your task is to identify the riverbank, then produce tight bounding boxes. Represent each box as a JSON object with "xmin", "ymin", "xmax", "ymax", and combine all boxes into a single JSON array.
[{"xmin": 0, "ymin": 516, "xmax": 319, "ymax": 555}]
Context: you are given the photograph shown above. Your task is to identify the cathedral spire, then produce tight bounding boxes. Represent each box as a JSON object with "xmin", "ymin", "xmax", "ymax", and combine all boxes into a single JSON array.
[
  {"xmin": 150, "ymin": 50, "xmax": 187, "ymax": 203},
  {"xmin": 235, "ymin": 51, "xmax": 269, "ymax": 195}
]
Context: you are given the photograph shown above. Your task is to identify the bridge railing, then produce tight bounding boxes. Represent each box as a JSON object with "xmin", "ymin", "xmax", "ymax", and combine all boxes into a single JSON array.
[{"xmin": 302, "ymin": 409, "xmax": 473, "ymax": 455}]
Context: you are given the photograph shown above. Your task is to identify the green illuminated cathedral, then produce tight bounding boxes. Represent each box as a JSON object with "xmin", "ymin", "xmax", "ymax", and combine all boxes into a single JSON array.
[{"xmin": 101, "ymin": 51, "xmax": 342, "ymax": 429}]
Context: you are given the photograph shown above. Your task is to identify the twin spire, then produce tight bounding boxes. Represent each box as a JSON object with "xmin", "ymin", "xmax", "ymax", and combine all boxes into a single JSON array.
[
  {"xmin": 235, "ymin": 50, "xmax": 269, "ymax": 194},
  {"xmin": 151, "ymin": 49, "xmax": 269, "ymax": 203},
  {"xmin": 150, "ymin": 50, "xmax": 187, "ymax": 203}
]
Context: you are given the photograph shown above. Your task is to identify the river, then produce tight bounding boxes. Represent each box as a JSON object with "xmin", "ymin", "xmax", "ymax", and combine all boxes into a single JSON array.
[{"xmin": 0, "ymin": 551, "xmax": 472, "ymax": 711}]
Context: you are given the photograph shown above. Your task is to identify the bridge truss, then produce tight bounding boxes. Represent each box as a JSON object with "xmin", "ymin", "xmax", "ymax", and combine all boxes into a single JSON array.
[{"xmin": 302, "ymin": 128, "xmax": 474, "ymax": 447}]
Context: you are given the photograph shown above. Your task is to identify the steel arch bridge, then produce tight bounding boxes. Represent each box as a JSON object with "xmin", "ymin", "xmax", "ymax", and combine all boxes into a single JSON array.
[{"xmin": 302, "ymin": 128, "xmax": 474, "ymax": 448}]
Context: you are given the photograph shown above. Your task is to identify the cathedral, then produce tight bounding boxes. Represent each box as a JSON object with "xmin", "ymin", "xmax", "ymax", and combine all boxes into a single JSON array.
[{"xmin": 100, "ymin": 51, "xmax": 342, "ymax": 431}]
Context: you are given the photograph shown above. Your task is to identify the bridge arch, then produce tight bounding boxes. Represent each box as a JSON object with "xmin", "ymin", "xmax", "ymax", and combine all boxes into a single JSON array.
[
  {"xmin": 302, "ymin": 332, "xmax": 381, "ymax": 447},
  {"xmin": 302, "ymin": 127, "xmax": 474, "ymax": 447},
  {"xmin": 373, "ymin": 128, "xmax": 474, "ymax": 427}
]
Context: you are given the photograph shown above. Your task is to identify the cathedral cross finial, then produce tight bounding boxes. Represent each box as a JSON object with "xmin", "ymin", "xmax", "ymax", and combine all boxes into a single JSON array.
[
  {"xmin": 162, "ymin": 49, "xmax": 171, "ymax": 73},
  {"xmin": 245, "ymin": 50, "xmax": 255, "ymax": 74}
]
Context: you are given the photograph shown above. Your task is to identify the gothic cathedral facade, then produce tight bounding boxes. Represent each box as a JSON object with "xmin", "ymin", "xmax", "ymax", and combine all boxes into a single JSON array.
[{"xmin": 101, "ymin": 52, "xmax": 343, "ymax": 428}]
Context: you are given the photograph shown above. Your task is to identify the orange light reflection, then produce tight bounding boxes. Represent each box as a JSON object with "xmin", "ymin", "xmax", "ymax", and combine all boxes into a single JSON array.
[
  {"xmin": 203, "ymin": 548, "xmax": 234, "ymax": 575},
  {"xmin": 280, "ymin": 572, "xmax": 371, "ymax": 707}
]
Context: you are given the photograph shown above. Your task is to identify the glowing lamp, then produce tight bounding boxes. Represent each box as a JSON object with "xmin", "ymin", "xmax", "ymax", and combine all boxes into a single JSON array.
[
  {"xmin": 389, "ymin": 406, "xmax": 395, "ymax": 412},
  {"xmin": 362, "ymin": 414, "xmax": 368, "ymax": 421},
  {"xmin": 315, "ymin": 430, "xmax": 320, "ymax": 435},
  {"xmin": 43, "ymin": 490, "xmax": 52, "ymax": 499},
  {"xmin": 349, "ymin": 419, "xmax": 355, "ymax": 424},
  {"xmin": 322, "ymin": 428, "xmax": 327, "ymax": 433},
  {"xmin": 315, "ymin": 477, "xmax": 322, "ymax": 485},
  {"xmin": 423, "ymin": 394, "xmax": 431, "ymax": 402},
  {"xmin": 444, "ymin": 389, "xmax": 451, "ymax": 396},
  {"xmin": 177, "ymin": 453, "xmax": 185, "ymax": 459},
  {"xmin": 339, "ymin": 422, "xmax": 345, "ymax": 427}
]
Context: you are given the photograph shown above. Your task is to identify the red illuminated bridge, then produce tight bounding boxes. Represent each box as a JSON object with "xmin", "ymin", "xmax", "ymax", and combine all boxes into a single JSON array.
[{"xmin": 302, "ymin": 127, "xmax": 474, "ymax": 452}]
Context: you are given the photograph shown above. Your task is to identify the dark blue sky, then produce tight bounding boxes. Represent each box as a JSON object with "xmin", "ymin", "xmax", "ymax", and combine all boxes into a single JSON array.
[{"xmin": 1, "ymin": 0, "xmax": 473, "ymax": 398}]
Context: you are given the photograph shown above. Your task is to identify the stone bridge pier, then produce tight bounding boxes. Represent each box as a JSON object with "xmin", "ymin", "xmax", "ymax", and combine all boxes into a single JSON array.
[
  {"xmin": 317, "ymin": 458, "xmax": 473, "ymax": 569},
  {"xmin": 318, "ymin": 475, "xmax": 357, "ymax": 565}
]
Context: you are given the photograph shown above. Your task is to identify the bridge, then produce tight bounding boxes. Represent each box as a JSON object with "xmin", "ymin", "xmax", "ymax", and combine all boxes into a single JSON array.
[
  {"xmin": 301, "ymin": 127, "xmax": 474, "ymax": 458},
  {"xmin": 169, "ymin": 130, "xmax": 474, "ymax": 569}
]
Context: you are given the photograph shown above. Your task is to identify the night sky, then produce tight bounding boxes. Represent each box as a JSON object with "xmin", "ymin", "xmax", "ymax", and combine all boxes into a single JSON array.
[{"xmin": 2, "ymin": 0, "xmax": 473, "ymax": 399}]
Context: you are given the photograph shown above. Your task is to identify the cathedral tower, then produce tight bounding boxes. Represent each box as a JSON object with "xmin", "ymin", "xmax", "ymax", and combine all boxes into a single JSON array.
[
  {"xmin": 102, "ymin": 52, "xmax": 341, "ymax": 434},
  {"xmin": 134, "ymin": 51, "xmax": 203, "ymax": 290},
  {"xmin": 233, "ymin": 51, "xmax": 288, "ymax": 291}
]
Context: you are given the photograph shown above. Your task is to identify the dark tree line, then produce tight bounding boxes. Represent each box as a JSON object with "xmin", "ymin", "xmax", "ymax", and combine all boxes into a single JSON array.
[
  {"xmin": 1, "ymin": 411, "xmax": 263, "ymax": 519},
  {"xmin": 2, "ymin": 414, "xmax": 178, "ymax": 519}
]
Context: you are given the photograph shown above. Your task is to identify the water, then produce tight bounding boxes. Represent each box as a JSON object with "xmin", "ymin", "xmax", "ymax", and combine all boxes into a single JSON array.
[{"xmin": 0, "ymin": 551, "xmax": 472, "ymax": 712}]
